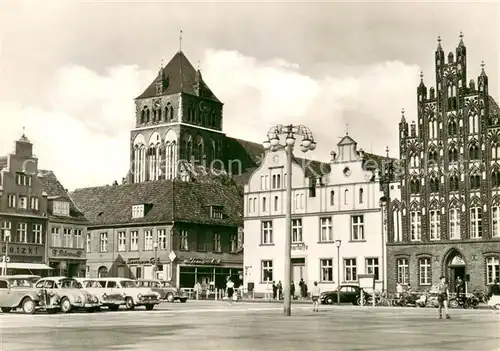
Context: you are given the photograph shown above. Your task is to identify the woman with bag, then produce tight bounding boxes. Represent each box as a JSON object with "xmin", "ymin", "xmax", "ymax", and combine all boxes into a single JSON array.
[{"xmin": 226, "ymin": 277, "xmax": 235, "ymax": 304}]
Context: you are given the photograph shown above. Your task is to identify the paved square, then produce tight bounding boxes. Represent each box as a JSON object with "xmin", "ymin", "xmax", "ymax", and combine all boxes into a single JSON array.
[{"xmin": 0, "ymin": 302, "xmax": 499, "ymax": 350}]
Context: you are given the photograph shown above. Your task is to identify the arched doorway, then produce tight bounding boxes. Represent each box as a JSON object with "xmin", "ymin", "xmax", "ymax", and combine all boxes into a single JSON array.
[
  {"xmin": 444, "ymin": 249, "xmax": 466, "ymax": 292},
  {"xmin": 98, "ymin": 266, "xmax": 108, "ymax": 278}
]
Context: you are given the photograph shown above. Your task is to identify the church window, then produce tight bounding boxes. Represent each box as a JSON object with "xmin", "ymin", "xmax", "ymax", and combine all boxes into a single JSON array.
[
  {"xmin": 410, "ymin": 178, "xmax": 420, "ymax": 194},
  {"xmin": 448, "ymin": 147, "xmax": 458, "ymax": 162},
  {"xmin": 469, "ymin": 113, "xmax": 479, "ymax": 134},
  {"xmin": 449, "ymin": 175, "xmax": 459, "ymax": 192},
  {"xmin": 429, "ymin": 177, "xmax": 439, "ymax": 193},
  {"xmin": 492, "ymin": 170, "xmax": 500, "ymax": 188},
  {"xmin": 470, "ymin": 173, "xmax": 481, "ymax": 189},
  {"xmin": 428, "ymin": 149, "xmax": 438, "ymax": 162},
  {"xmin": 492, "ymin": 144, "xmax": 500, "ymax": 160},
  {"xmin": 448, "ymin": 120, "xmax": 457, "ymax": 136},
  {"xmin": 469, "ymin": 145, "xmax": 480, "ymax": 160}
]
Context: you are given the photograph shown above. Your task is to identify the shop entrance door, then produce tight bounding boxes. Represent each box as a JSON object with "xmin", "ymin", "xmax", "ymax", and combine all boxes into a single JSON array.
[{"xmin": 291, "ymin": 258, "xmax": 306, "ymax": 285}]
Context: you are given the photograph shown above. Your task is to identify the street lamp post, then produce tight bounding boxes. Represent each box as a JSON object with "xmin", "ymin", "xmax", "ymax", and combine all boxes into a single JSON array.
[
  {"xmin": 379, "ymin": 198, "xmax": 387, "ymax": 291},
  {"xmin": 335, "ymin": 239, "xmax": 341, "ymax": 305},
  {"xmin": 263, "ymin": 124, "xmax": 316, "ymax": 317},
  {"xmin": 153, "ymin": 241, "xmax": 158, "ymax": 280}
]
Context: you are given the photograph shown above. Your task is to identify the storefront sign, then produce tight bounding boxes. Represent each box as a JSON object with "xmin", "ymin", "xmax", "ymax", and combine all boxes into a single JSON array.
[
  {"xmin": 1, "ymin": 255, "xmax": 43, "ymax": 263},
  {"xmin": 127, "ymin": 257, "xmax": 160, "ymax": 265},
  {"xmin": 0, "ymin": 244, "xmax": 42, "ymax": 256},
  {"xmin": 291, "ymin": 243, "xmax": 308, "ymax": 251},
  {"xmin": 51, "ymin": 249, "xmax": 84, "ymax": 259},
  {"xmin": 182, "ymin": 258, "xmax": 221, "ymax": 265}
]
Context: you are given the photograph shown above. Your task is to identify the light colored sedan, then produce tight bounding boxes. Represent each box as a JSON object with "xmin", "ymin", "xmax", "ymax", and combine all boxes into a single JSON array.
[
  {"xmin": 0, "ymin": 275, "xmax": 59, "ymax": 314},
  {"xmin": 94, "ymin": 278, "xmax": 160, "ymax": 310},
  {"xmin": 81, "ymin": 279, "xmax": 126, "ymax": 311},
  {"xmin": 35, "ymin": 277, "xmax": 100, "ymax": 313}
]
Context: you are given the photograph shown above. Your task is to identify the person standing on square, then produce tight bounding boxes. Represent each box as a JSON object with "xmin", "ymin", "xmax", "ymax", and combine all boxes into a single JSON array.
[
  {"xmin": 311, "ymin": 281, "xmax": 321, "ymax": 312},
  {"xmin": 437, "ymin": 276, "xmax": 451, "ymax": 319}
]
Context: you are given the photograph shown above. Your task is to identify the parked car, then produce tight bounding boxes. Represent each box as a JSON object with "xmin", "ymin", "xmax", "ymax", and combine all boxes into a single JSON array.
[
  {"xmin": 81, "ymin": 279, "xmax": 126, "ymax": 311},
  {"xmin": 320, "ymin": 285, "xmax": 367, "ymax": 305},
  {"xmin": 93, "ymin": 278, "xmax": 161, "ymax": 310},
  {"xmin": 0, "ymin": 275, "xmax": 59, "ymax": 314},
  {"xmin": 34, "ymin": 277, "xmax": 101, "ymax": 313},
  {"xmin": 136, "ymin": 280, "xmax": 188, "ymax": 303}
]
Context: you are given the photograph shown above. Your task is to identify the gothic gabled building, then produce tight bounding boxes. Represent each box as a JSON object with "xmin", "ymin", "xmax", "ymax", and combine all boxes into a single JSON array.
[
  {"xmin": 386, "ymin": 35, "xmax": 500, "ymax": 292},
  {"xmin": 129, "ymin": 50, "xmax": 262, "ymax": 184}
]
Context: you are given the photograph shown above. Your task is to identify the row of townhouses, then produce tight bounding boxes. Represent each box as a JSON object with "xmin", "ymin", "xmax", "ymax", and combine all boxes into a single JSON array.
[{"xmin": 1, "ymin": 34, "xmax": 498, "ymax": 294}]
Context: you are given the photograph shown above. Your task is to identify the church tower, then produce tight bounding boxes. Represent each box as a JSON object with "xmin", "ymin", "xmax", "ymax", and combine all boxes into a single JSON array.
[{"xmin": 130, "ymin": 50, "xmax": 225, "ymax": 183}]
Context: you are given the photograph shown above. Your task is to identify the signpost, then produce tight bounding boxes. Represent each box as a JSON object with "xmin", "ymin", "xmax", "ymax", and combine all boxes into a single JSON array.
[{"xmin": 358, "ymin": 273, "xmax": 375, "ymax": 307}]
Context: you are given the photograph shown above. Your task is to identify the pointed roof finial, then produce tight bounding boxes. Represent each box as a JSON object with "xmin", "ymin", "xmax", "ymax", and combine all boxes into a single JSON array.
[
  {"xmin": 437, "ymin": 35, "xmax": 443, "ymax": 51},
  {"xmin": 401, "ymin": 108, "xmax": 405, "ymax": 116},
  {"xmin": 22, "ymin": 126, "xmax": 25, "ymax": 137},
  {"xmin": 481, "ymin": 60, "xmax": 485, "ymax": 70},
  {"xmin": 179, "ymin": 30, "xmax": 183, "ymax": 52},
  {"xmin": 160, "ymin": 58, "xmax": 164, "ymax": 68},
  {"xmin": 385, "ymin": 146, "xmax": 390, "ymax": 158},
  {"xmin": 345, "ymin": 123, "xmax": 349, "ymax": 135},
  {"xmin": 459, "ymin": 31, "xmax": 463, "ymax": 40},
  {"xmin": 197, "ymin": 60, "xmax": 200, "ymax": 71}
]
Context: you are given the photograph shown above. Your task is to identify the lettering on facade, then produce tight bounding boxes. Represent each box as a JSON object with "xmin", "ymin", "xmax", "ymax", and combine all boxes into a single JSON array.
[
  {"xmin": 291, "ymin": 243, "xmax": 308, "ymax": 251},
  {"xmin": 127, "ymin": 257, "xmax": 160, "ymax": 265},
  {"xmin": 51, "ymin": 249, "xmax": 84, "ymax": 259},
  {"xmin": 182, "ymin": 258, "xmax": 221, "ymax": 265},
  {"xmin": 0, "ymin": 245, "xmax": 40, "ymax": 256}
]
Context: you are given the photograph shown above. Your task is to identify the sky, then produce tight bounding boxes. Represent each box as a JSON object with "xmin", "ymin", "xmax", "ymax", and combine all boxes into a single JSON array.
[{"xmin": 0, "ymin": 0, "xmax": 498, "ymax": 190}]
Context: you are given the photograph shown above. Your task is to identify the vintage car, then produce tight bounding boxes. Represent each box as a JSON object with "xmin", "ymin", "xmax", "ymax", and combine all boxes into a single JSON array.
[
  {"xmin": 34, "ymin": 277, "xmax": 101, "ymax": 313},
  {"xmin": 94, "ymin": 278, "xmax": 160, "ymax": 310},
  {"xmin": 136, "ymin": 279, "xmax": 188, "ymax": 303},
  {"xmin": 81, "ymin": 279, "xmax": 126, "ymax": 311},
  {"xmin": 0, "ymin": 275, "xmax": 59, "ymax": 314}
]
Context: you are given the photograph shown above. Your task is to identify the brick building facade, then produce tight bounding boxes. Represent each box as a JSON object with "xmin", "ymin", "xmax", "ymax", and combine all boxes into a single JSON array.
[
  {"xmin": 71, "ymin": 178, "xmax": 244, "ymax": 289},
  {"xmin": 386, "ymin": 35, "xmax": 500, "ymax": 292}
]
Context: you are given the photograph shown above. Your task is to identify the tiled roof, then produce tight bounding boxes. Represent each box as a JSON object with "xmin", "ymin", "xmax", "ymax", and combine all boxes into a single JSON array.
[
  {"xmin": 37, "ymin": 170, "xmax": 88, "ymax": 222},
  {"xmin": 71, "ymin": 181, "xmax": 174, "ymax": 227},
  {"xmin": 70, "ymin": 177, "xmax": 243, "ymax": 227},
  {"xmin": 136, "ymin": 51, "xmax": 220, "ymax": 102}
]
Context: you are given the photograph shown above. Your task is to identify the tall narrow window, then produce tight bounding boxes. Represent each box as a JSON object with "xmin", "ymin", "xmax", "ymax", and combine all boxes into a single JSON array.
[
  {"xmin": 410, "ymin": 211, "xmax": 422, "ymax": 241},
  {"xmin": 449, "ymin": 175, "xmax": 459, "ymax": 192},
  {"xmin": 492, "ymin": 170, "xmax": 500, "ymax": 187},
  {"xmin": 351, "ymin": 215, "xmax": 364, "ymax": 241},
  {"xmin": 486, "ymin": 257, "xmax": 499, "ymax": 284},
  {"xmin": 365, "ymin": 258, "xmax": 379, "ymax": 280},
  {"xmin": 393, "ymin": 209, "xmax": 402, "ymax": 242},
  {"xmin": 292, "ymin": 219, "xmax": 303, "ymax": 243},
  {"xmin": 358, "ymin": 188, "xmax": 364, "ymax": 204},
  {"xmin": 99, "ymin": 232, "xmax": 108, "ymax": 252},
  {"xmin": 158, "ymin": 229, "xmax": 167, "ymax": 250},
  {"xmin": 330, "ymin": 190, "xmax": 335, "ymax": 206},
  {"xmin": 320, "ymin": 259, "xmax": 334, "ymax": 282},
  {"xmin": 470, "ymin": 174, "xmax": 481, "ymax": 189},
  {"xmin": 343, "ymin": 258, "xmax": 357, "ymax": 282},
  {"xmin": 419, "ymin": 258, "xmax": 431, "ymax": 285},
  {"xmin": 179, "ymin": 230, "xmax": 188, "ymax": 250},
  {"xmin": 118, "ymin": 232, "xmax": 126, "ymax": 252},
  {"xmin": 262, "ymin": 197, "xmax": 267, "ymax": 212},
  {"xmin": 273, "ymin": 196, "xmax": 278, "ymax": 211},
  {"xmin": 449, "ymin": 208, "xmax": 461, "ymax": 239},
  {"xmin": 470, "ymin": 207, "xmax": 483, "ymax": 238},
  {"xmin": 144, "ymin": 230, "xmax": 153, "ymax": 250},
  {"xmin": 261, "ymin": 221, "xmax": 273, "ymax": 244},
  {"xmin": 213, "ymin": 233, "xmax": 221, "ymax": 252},
  {"xmin": 429, "ymin": 210, "xmax": 440, "ymax": 240},
  {"xmin": 320, "ymin": 217, "xmax": 333, "ymax": 242},
  {"xmin": 130, "ymin": 231, "xmax": 139, "ymax": 251},
  {"xmin": 33, "ymin": 224, "xmax": 42, "ymax": 245},
  {"xmin": 448, "ymin": 147, "xmax": 458, "ymax": 162},
  {"xmin": 17, "ymin": 223, "xmax": 27, "ymax": 243},
  {"xmin": 396, "ymin": 258, "xmax": 409, "ymax": 284},
  {"xmin": 492, "ymin": 206, "xmax": 500, "ymax": 238},
  {"xmin": 344, "ymin": 189, "xmax": 349, "ymax": 205}
]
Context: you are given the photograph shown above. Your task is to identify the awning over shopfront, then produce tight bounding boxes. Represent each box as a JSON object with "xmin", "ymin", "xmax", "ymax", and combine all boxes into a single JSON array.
[{"xmin": 5, "ymin": 263, "xmax": 53, "ymax": 270}]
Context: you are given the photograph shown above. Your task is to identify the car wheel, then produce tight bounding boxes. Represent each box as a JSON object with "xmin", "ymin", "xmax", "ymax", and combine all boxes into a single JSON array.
[
  {"xmin": 145, "ymin": 304, "xmax": 154, "ymax": 311},
  {"xmin": 125, "ymin": 297, "xmax": 135, "ymax": 310},
  {"xmin": 326, "ymin": 297, "xmax": 333, "ymax": 305},
  {"xmin": 356, "ymin": 297, "xmax": 362, "ymax": 306},
  {"xmin": 60, "ymin": 297, "xmax": 72, "ymax": 313},
  {"xmin": 494, "ymin": 303, "xmax": 500, "ymax": 311},
  {"xmin": 22, "ymin": 297, "xmax": 36, "ymax": 314},
  {"xmin": 166, "ymin": 293, "xmax": 174, "ymax": 302},
  {"xmin": 1, "ymin": 307, "xmax": 12, "ymax": 313},
  {"xmin": 108, "ymin": 305, "xmax": 120, "ymax": 311}
]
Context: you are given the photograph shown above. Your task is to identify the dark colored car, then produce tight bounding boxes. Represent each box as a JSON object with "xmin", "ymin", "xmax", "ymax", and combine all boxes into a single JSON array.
[
  {"xmin": 136, "ymin": 280, "xmax": 187, "ymax": 303},
  {"xmin": 320, "ymin": 285, "xmax": 367, "ymax": 305}
]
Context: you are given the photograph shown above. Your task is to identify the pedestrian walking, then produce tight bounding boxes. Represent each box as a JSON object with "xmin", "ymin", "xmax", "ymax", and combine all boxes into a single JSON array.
[
  {"xmin": 299, "ymin": 278, "xmax": 304, "ymax": 299},
  {"xmin": 277, "ymin": 281, "xmax": 283, "ymax": 300},
  {"xmin": 311, "ymin": 281, "xmax": 320, "ymax": 312},
  {"xmin": 290, "ymin": 282, "xmax": 296, "ymax": 300},
  {"xmin": 437, "ymin": 275, "xmax": 451, "ymax": 319},
  {"xmin": 272, "ymin": 281, "xmax": 277, "ymax": 300},
  {"xmin": 226, "ymin": 277, "xmax": 235, "ymax": 304}
]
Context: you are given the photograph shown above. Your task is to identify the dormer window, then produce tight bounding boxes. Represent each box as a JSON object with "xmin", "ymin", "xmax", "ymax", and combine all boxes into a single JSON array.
[
  {"xmin": 132, "ymin": 205, "xmax": 144, "ymax": 219},
  {"xmin": 53, "ymin": 201, "xmax": 70, "ymax": 216},
  {"xmin": 211, "ymin": 205, "xmax": 224, "ymax": 219},
  {"xmin": 16, "ymin": 172, "xmax": 31, "ymax": 186}
]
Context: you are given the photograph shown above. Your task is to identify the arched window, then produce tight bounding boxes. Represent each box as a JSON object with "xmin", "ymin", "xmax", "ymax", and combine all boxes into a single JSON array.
[
  {"xmin": 428, "ymin": 149, "xmax": 438, "ymax": 162},
  {"xmin": 428, "ymin": 120, "xmax": 438, "ymax": 139},
  {"xmin": 449, "ymin": 175, "xmax": 459, "ymax": 192},
  {"xmin": 330, "ymin": 190, "xmax": 335, "ymax": 206},
  {"xmin": 469, "ymin": 113, "xmax": 479, "ymax": 134},
  {"xmin": 429, "ymin": 177, "xmax": 439, "ymax": 193},
  {"xmin": 359, "ymin": 188, "xmax": 364, "ymax": 204},
  {"xmin": 344, "ymin": 189, "xmax": 349, "ymax": 205},
  {"xmin": 392, "ymin": 207, "xmax": 402, "ymax": 242},
  {"xmin": 164, "ymin": 106, "xmax": 169, "ymax": 120},
  {"xmin": 186, "ymin": 137, "xmax": 192, "ymax": 161},
  {"xmin": 448, "ymin": 120, "xmax": 457, "ymax": 136},
  {"xmin": 492, "ymin": 144, "xmax": 500, "ymax": 160},
  {"xmin": 274, "ymin": 196, "xmax": 278, "ymax": 211},
  {"xmin": 169, "ymin": 105, "xmax": 174, "ymax": 120},
  {"xmin": 492, "ymin": 170, "xmax": 500, "ymax": 187},
  {"xmin": 262, "ymin": 197, "xmax": 267, "ymax": 212},
  {"xmin": 145, "ymin": 108, "xmax": 150, "ymax": 123},
  {"xmin": 470, "ymin": 173, "xmax": 481, "ymax": 189},
  {"xmin": 410, "ymin": 178, "xmax": 420, "ymax": 194},
  {"xmin": 211, "ymin": 140, "xmax": 216, "ymax": 161},
  {"xmin": 448, "ymin": 147, "xmax": 459, "ymax": 162},
  {"xmin": 410, "ymin": 155, "xmax": 419, "ymax": 168},
  {"xmin": 469, "ymin": 145, "xmax": 480, "ymax": 160}
]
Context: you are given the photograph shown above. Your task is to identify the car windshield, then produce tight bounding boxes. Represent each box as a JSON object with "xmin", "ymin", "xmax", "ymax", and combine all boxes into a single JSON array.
[
  {"xmin": 8, "ymin": 277, "xmax": 38, "ymax": 287},
  {"xmin": 85, "ymin": 280, "xmax": 104, "ymax": 288},
  {"xmin": 59, "ymin": 279, "xmax": 83, "ymax": 289},
  {"xmin": 120, "ymin": 280, "xmax": 137, "ymax": 288},
  {"xmin": 150, "ymin": 281, "xmax": 160, "ymax": 288}
]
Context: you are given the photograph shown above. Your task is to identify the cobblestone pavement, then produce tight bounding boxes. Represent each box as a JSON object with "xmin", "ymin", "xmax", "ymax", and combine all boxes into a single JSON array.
[{"xmin": 1, "ymin": 301, "xmax": 498, "ymax": 351}]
